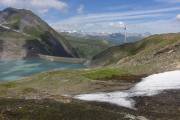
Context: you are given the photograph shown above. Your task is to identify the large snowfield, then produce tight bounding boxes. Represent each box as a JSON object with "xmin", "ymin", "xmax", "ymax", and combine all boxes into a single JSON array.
[{"xmin": 75, "ymin": 70, "xmax": 180, "ymax": 109}]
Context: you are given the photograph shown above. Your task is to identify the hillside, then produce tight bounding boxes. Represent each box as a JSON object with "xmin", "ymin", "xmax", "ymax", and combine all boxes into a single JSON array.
[
  {"xmin": 62, "ymin": 32, "xmax": 113, "ymax": 58},
  {"xmin": 91, "ymin": 33, "xmax": 180, "ymax": 74},
  {"xmin": 100, "ymin": 32, "xmax": 145, "ymax": 44},
  {"xmin": 0, "ymin": 8, "xmax": 78, "ymax": 60}
]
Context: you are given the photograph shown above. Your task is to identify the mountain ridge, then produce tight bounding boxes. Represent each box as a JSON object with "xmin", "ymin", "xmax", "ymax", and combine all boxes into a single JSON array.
[
  {"xmin": 91, "ymin": 32, "xmax": 180, "ymax": 74},
  {"xmin": 0, "ymin": 7, "xmax": 79, "ymax": 60}
]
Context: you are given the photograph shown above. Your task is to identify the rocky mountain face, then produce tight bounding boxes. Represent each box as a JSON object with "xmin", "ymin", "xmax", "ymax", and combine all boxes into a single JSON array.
[
  {"xmin": 0, "ymin": 8, "xmax": 79, "ymax": 60},
  {"xmin": 91, "ymin": 33, "xmax": 180, "ymax": 74}
]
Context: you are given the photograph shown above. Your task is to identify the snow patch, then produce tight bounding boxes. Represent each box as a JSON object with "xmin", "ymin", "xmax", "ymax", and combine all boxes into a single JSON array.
[
  {"xmin": 131, "ymin": 70, "xmax": 180, "ymax": 96},
  {"xmin": 75, "ymin": 92, "xmax": 134, "ymax": 109},
  {"xmin": 0, "ymin": 24, "xmax": 30, "ymax": 36},
  {"xmin": 74, "ymin": 70, "xmax": 180, "ymax": 109}
]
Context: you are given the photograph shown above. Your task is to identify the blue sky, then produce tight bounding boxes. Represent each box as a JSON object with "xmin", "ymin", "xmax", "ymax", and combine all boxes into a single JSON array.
[{"xmin": 0, "ymin": 0, "xmax": 180, "ymax": 34}]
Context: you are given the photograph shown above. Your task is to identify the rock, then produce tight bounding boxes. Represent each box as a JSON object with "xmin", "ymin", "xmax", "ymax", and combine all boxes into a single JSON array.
[
  {"xmin": 136, "ymin": 116, "xmax": 149, "ymax": 120},
  {"xmin": 124, "ymin": 114, "xmax": 136, "ymax": 120}
]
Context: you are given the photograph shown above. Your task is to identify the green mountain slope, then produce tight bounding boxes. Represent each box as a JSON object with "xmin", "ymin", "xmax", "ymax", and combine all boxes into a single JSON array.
[
  {"xmin": 0, "ymin": 8, "xmax": 78, "ymax": 60},
  {"xmin": 62, "ymin": 33, "xmax": 113, "ymax": 58},
  {"xmin": 91, "ymin": 33, "xmax": 180, "ymax": 73}
]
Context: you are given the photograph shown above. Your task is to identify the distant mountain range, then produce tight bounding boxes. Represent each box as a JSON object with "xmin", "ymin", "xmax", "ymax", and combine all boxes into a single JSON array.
[{"xmin": 61, "ymin": 31, "xmax": 151, "ymax": 45}]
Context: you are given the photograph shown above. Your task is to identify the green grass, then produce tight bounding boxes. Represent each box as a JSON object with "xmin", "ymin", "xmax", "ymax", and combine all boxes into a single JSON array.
[
  {"xmin": 22, "ymin": 87, "xmax": 38, "ymax": 94},
  {"xmin": 0, "ymin": 82, "xmax": 17, "ymax": 88},
  {"xmin": 25, "ymin": 27, "xmax": 43, "ymax": 37},
  {"xmin": 91, "ymin": 33, "xmax": 180, "ymax": 66},
  {"xmin": 0, "ymin": 67, "xmax": 136, "ymax": 98},
  {"xmin": 84, "ymin": 68, "xmax": 130, "ymax": 80},
  {"xmin": 6, "ymin": 15, "xmax": 21, "ymax": 29}
]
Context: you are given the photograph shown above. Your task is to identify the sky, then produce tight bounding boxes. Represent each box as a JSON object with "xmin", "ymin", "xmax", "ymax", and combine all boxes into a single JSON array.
[{"xmin": 0, "ymin": 0, "xmax": 180, "ymax": 34}]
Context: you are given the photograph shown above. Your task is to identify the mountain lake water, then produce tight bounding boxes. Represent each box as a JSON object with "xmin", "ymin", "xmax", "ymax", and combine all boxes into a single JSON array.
[{"xmin": 0, "ymin": 59, "xmax": 85, "ymax": 81}]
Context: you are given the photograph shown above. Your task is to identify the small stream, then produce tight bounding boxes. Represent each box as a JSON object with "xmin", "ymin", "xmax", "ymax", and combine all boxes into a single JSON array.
[
  {"xmin": 75, "ymin": 70, "xmax": 180, "ymax": 109},
  {"xmin": 0, "ymin": 59, "xmax": 85, "ymax": 81}
]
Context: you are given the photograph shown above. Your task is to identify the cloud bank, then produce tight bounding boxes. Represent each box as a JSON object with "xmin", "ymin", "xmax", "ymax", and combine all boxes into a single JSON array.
[{"xmin": 0, "ymin": 0, "xmax": 68, "ymax": 14}]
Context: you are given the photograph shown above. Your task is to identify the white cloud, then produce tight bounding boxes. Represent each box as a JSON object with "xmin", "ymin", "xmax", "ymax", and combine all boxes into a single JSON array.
[
  {"xmin": 57, "ymin": 6, "xmax": 180, "ymax": 25},
  {"xmin": 77, "ymin": 4, "xmax": 84, "ymax": 14},
  {"xmin": 176, "ymin": 14, "xmax": 180, "ymax": 21},
  {"xmin": 109, "ymin": 22, "xmax": 126, "ymax": 29},
  {"xmin": 52, "ymin": 6, "xmax": 180, "ymax": 34},
  {"xmin": 0, "ymin": 0, "xmax": 68, "ymax": 14}
]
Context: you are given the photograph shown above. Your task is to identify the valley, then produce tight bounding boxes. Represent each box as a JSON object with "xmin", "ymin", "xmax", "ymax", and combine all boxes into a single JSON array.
[{"xmin": 0, "ymin": 6, "xmax": 179, "ymax": 120}]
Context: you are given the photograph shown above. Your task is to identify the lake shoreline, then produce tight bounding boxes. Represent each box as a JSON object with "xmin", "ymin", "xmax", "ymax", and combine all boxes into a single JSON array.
[{"xmin": 0, "ymin": 59, "xmax": 85, "ymax": 81}]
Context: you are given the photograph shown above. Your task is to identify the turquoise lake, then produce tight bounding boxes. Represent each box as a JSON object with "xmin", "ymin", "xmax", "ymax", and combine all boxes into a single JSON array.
[{"xmin": 0, "ymin": 59, "xmax": 85, "ymax": 81}]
